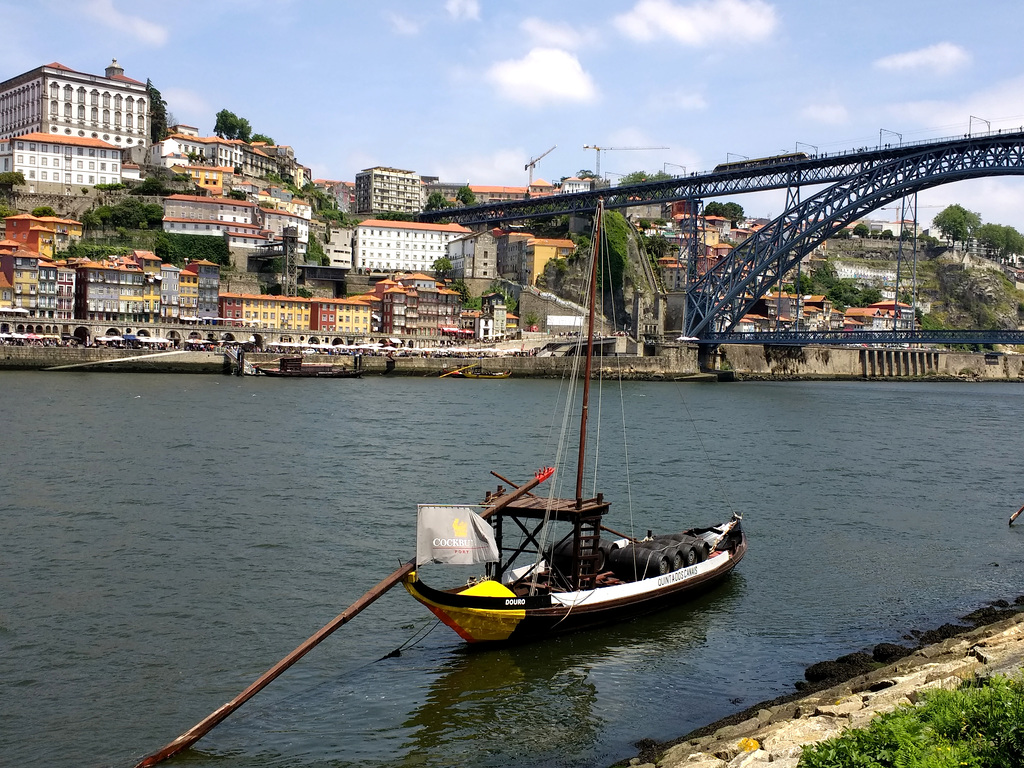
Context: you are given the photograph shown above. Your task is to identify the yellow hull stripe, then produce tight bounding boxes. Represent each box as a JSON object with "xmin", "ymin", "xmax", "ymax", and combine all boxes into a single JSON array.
[{"xmin": 402, "ymin": 573, "xmax": 526, "ymax": 643}]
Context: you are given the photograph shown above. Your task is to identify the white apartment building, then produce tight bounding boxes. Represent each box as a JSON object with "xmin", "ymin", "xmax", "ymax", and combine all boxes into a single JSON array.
[
  {"xmin": 0, "ymin": 60, "xmax": 150, "ymax": 158},
  {"xmin": 355, "ymin": 219, "xmax": 472, "ymax": 273},
  {"xmin": 447, "ymin": 230, "xmax": 497, "ymax": 279},
  {"xmin": 260, "ymin": 208, "xmax": 309, "ymax": 256},
  {"xmin": 149, "ymin": 133, "xmax": 245, "ymax": 170},
  {"xmin": 0, "ymin": 132, "xmax": 122, "ymax": 191},
  {"xmin": 355, "ymin": 166, "xmax": 423, "ymax": 214},
  {"xmin": 161, "ymin": 194, "xmax": 270, "ymax": 249}
]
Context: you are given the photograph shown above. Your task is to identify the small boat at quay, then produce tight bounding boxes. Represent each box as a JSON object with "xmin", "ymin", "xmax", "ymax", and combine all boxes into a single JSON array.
[
  {"xmin": 440, "ymin": 363, "xmax": 511, "ymax": 379},
  {"xmin": 255, "ymin": 355, "xmax": 362, "ymax": 378}
]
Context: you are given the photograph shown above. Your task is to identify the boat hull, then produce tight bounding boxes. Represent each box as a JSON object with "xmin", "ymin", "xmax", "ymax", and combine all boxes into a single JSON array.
[
  {"xmin": 403, "ymin": 529, "xmax": 746, "ymax": 644},
  {"xmin": 257, "ymin": 367, "xmax": 361, "ymax": 378}
]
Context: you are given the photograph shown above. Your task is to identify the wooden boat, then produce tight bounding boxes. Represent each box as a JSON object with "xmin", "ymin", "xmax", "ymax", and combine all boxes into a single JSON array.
[
  {"xmin": 133, "ymin": 199, "xmax": 743, "ymax": 765},
  {"xmin": 441, "ymin": 364, "xmax": 511, "ymax": 379},
  {"xmin": 256, "ymin": 355, "xmax": 362, "ymax": 378},
  {"xmin": 402, "ymin": 200, "xmax": 745, "ymax": 644}
]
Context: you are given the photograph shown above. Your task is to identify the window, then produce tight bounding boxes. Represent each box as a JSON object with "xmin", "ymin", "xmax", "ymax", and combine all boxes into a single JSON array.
[
  {"xmin": 77, "ymin": 87, "xmax": 85, "ymax": 103},
  {"xmin": 77, "ymin": 105, "xmax": 85, "ymax": 120},
  {"xmin": 102, "ymin": 92, "xmax": 110, "ymax": 108},
  {"xmin": 64, "ymin": 103, "xmax": 71, "ymax": 118},
  {"xmin": 91, "ymin": 107, "xmax": 98, "ymax": 122},
  {"xmin": 90, "ymin": 90, "xmax": 98, "ymax": 106}
]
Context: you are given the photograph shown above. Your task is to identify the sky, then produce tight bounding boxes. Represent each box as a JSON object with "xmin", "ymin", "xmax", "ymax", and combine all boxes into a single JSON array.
[{"xmin": 4, "ymin": 0, "xmax": 1024, "ymax": 231}]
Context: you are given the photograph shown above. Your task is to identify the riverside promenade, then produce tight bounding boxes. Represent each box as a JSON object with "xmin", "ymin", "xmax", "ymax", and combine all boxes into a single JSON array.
[
  {"xmin": 4, "ymin": 342, "xmax": 1024, "ymax": 381},
  {"xmin": 624, "ymin": 606, "xmax": 1024, "ymax": 768}
]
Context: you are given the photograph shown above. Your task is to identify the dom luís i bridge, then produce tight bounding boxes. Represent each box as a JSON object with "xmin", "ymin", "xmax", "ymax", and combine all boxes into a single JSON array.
[{"xmin": 422, "ymin": 127, "xmax": 1024, "ymax": 349}]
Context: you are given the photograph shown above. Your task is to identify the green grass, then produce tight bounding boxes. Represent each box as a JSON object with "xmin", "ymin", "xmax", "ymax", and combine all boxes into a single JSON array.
[{"xmin": 799, "ymin": 675, "xmax": 1024, "ymax": 768}]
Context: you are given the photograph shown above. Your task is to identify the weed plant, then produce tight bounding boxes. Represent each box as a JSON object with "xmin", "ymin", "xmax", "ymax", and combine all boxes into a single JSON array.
[{"xmin": 799, "ymin": 675, "xmax": 1024, "ymax": 768}]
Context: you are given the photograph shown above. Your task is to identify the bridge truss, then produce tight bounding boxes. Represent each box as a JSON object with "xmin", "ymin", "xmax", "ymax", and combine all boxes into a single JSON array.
[{"xmin": 685, "ymin": 132, "xmax": 1024, "ymax": 337}]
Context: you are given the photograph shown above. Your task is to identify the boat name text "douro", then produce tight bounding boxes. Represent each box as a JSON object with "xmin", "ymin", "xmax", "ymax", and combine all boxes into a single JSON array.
[{"xmin": 505, "ymin": 598, "xmax": 526, "ymax": 606}]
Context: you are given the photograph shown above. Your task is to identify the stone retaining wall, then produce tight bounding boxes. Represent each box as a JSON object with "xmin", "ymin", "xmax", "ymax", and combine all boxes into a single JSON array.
[{"xmin": 719, "ymin": 345, "xmax": 1024, "ymax": 381}]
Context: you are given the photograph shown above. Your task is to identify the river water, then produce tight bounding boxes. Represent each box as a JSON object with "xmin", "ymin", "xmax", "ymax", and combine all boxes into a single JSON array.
[{"xmin": 4, "ymin": 372, "xmax": 1024, "ymax": 768}]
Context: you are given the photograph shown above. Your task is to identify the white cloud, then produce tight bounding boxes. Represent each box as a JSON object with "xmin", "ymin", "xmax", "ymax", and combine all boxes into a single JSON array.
[
  {"xmin": 486, "ymin": 48, "xmax": 598, "ymax": 107},
  {"xmin": 800, "ymin": 103, "xmax": 849, "ymax": 125},
  {"xmin": 665, "ymin": 89, "xmax": 708, "ymax": 111},
  {"xmin": 388, "ymin": 12, "xmax": 420, "ymax": 36},
  {"xmin": 162, "ymin": 88, "xmax": 212, "ymax": 127},
  {"xmin": 82, "ymin": 0, "xmax": 168, "ymax": 46},
  {"xmin": 886, "ymin": 73, "xmax": 1024, "ymax": 133},
  {"xmin": 874, "ymin": 42, "xmax": 970, "ymax": 75},
  {"xmin": 431, "ymin": 148, "xmax": 527, "ymax": 187},
  {"xmin": 445, "ymin": 0, "xmax": 480, "ymax": 21},
  {"xmin": 615, "ymin": 0, "xmax": 777, "ymax": 46},
  {"xmin": 520, "ymin": 17, "xmax": 594, "ymax": 50}
]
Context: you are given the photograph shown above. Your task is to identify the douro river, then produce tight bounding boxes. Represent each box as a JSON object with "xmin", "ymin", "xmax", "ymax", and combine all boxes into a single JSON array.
[{"xmin": 3, "ymin": 372, "xmax": 1024, "ymax": 768}]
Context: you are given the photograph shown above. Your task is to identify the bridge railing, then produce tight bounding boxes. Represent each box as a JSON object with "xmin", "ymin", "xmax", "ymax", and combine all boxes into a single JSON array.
[{"xmin": 695, "ymin": 329, "xmax": 1024, "ymax": 346}]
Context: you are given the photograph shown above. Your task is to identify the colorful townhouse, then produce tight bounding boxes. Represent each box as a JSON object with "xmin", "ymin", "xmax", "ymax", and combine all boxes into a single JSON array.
[{"xmin": 218, "ymin": 293, "xmax": 311, "ymax": 330}]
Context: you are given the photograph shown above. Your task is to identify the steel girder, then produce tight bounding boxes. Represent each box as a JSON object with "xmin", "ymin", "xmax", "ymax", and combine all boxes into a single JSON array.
[
  {"xmin": 684, "ymin": 135, "xmax": 1024, "ymax": 337},
  {"xmin": 417, "ymin": 130, "xmax": 1024, "ymax": 226}
]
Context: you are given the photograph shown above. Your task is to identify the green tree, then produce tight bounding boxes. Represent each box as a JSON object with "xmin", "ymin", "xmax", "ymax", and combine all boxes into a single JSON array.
[
  {"xmin": 0, "ymin": 171, "xmax": 25, "ymax": 186},
  {"xmin": 31, "ymin": 206, "xmax": 57, "ymax": 218},
  {"xmin": 619, "ymin": 170, "xmax": 673, "ymax": 185},
  {"xmin": 576, "ymin": 169, "xmax": 598, "ymax": 179},
  {"xmin": 80, "ymin": 209, "xmax": 102, "ymax": 230},
  {"xmin": 976, "ymin": 222, "xmax": 1024, "ymax": 259},
  {"xmin": 853, "ymin": 222, "xmax": 871, "ymax": 237},
  {"xmin": 433, "ymin": 256, "xmax": 453, "ymax": 279},
  {"xmin": 378, "ymin": 211, "xmax": 415, "ymax": 221},
  {"xmin": 228, "ymin": 189, "xmax": 247, "ymax": 201},
  {"xmin": 0, "ymin": 201, "xmax": 15, "ymax": 218},
  {"xmin": 250, "ymin": 133, "xmax": 274, "ymax": 146},
  {"xmin": 306, "ymin": 235, "xmax": 329, "ymax": 266},
  {"xmin": 146, "ymin": 79, "xmax": 168, "ymax": 143},
  {"xmin": 456, "ymin": 186, "xmax": 476, "ymax": 206},
  {"xmin": 704, "ymin": 201, "xmax": 745, "ymax": 225},
  {"xmin": 932, "ymin": 204, "xmax": 981, "ymax": 250},
  {"xmin": 213, "ymin": 109, "xmax": 252, "ymax": 142},
  {"xmin": 425, "ymin": 191, "xmax": 451, "ymax": 211},
  {"xmin": 450, "ymin": 279, "xmax": 471, "ymax": 304}
]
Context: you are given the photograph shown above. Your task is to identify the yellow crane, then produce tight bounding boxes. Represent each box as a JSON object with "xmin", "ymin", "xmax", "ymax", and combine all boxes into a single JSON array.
[
  {"xmin": 526, "ymin": 145, "xmax": 556, "ymax": 186},
  {"xmin": 582, "ymin": 144, "xmax": 669, "ymax": 178}
]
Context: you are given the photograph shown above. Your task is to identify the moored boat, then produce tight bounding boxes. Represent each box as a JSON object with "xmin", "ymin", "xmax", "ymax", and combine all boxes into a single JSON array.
[
  {"xmin": 255, "ymin": 355, "xmax": 362, "ymax": 378},
  {"xmin": 403, "ymin": 199, "xmax": 745, "ymax": 644}
]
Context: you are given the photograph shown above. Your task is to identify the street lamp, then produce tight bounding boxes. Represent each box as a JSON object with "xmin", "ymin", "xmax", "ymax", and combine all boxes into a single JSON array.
[{"xmin": 664, "ymin": 162, "xmax": 687, "ymax": 176}]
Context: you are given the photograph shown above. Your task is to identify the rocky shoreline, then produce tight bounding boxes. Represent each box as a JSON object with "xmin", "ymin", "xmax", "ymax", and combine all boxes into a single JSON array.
[{"xmin": 622, "ymin": 598, "xmax": 1024, "ymax": 768}]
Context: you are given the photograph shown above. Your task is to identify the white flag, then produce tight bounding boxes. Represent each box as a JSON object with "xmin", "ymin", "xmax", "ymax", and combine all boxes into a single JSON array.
[{"xmin": 416, "ymin": 505, "xmax": 499, "ymax": 566}]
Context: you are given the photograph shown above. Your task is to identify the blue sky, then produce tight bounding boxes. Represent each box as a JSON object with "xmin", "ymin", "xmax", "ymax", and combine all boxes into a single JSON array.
[{"xmin": 4, "ymin": 0, "xmax": 1024, "ymax": 230}]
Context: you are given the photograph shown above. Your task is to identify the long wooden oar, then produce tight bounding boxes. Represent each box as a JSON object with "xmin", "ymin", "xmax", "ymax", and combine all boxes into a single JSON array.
[
  {"xmin": 133, "ymin": 559, "xmax": 414, "ymax": 767},
  {"xmin": 135, "ymin": 467, "xmax": 554, "ymax": 767},
  {"xmin": 1010, "ymin": 503, "xmax": 1024, "ymax": 525},
  {"xmin": 439, "ymin": 362, "xmax": 477, "ymax": 378}
]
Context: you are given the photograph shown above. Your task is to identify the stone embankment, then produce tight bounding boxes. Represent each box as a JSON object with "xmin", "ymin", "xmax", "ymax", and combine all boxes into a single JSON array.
[{"xmin": 625, "ymin": 608, "xmax": 1024, "ymax": 768}]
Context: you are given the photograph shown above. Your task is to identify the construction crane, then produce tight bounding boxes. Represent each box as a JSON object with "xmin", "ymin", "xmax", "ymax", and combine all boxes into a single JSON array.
[
  {"xmin": 526, "ymin": 145, "xmax": 556, "ymax": 186},
  {"xmin": 582, "ymin": 144, "xmax": 669, "ymax": 178}
]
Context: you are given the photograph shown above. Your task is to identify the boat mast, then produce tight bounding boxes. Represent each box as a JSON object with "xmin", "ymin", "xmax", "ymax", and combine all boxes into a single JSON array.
[{"xmin": 575, "ymin": 199, "xmax": 602, "ymax": 505}]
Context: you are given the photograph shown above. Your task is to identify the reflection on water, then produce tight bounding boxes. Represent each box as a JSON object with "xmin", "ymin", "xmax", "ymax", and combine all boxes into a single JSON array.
[{"xmin": 4, "ymin": 374, "xmax": 1024, "ymax": 768}]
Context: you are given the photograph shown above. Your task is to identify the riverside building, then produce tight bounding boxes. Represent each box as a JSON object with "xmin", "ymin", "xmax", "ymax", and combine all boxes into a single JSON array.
[{"xmin": 0, "ymin": 60, "xmax": 151, "ymax": 160}]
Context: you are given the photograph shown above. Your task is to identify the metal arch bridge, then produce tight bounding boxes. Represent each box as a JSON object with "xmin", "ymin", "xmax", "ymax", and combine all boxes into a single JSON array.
[
  {"xmin": 418, "ymin": 128, "xmax": 1024, "ymax": 226},
  {"xmin": 420, "ymin": 128, "xmax": 1024, "ymax": 341}
]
